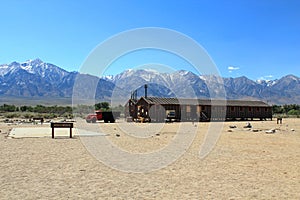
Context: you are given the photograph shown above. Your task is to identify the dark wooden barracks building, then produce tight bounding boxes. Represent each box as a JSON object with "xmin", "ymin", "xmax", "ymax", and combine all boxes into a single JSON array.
[{"xmin": 126, "ymin": 96, "xmax": 272, "ymax": 122}]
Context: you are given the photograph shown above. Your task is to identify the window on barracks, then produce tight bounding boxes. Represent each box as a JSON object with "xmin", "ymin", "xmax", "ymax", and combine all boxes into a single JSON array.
[
  {"xmin": 197, "ymin": 106, "xmax": 201, "ymax": 113},
  {"xmin": 186, "ymin": 105, "xmax": 191, "ymax": 112}
]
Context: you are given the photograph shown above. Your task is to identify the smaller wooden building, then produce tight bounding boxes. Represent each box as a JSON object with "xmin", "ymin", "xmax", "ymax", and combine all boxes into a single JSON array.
[{"xmin": 126, "ymin": 97, "xmax": 272, "ymax": 122}]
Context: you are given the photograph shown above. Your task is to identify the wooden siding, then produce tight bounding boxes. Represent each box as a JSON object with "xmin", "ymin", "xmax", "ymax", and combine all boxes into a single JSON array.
[{"xmin": 128, "ymin": 97, "xmax": 272, "ymax": 122}]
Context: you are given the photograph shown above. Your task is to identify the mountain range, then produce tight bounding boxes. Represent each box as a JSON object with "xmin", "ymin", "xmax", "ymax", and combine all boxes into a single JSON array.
[{"xmin": 0, "ymin": 59, "xmax": 299, "ymax": 105}]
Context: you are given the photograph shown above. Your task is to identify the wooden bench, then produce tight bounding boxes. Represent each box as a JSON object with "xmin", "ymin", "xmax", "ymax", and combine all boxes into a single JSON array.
[
  {"xmin": 32, "ymin": 117, "xmax": 44, "ymax": 124},
  {"xmin": 50, "ymin": 122, "xmax": 73, "ymax": 139}
]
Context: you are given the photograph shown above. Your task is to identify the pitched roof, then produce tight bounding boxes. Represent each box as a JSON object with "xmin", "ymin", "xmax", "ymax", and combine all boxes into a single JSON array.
[{"xmin": 139, "ymin": 97, "xmax": 270, "ymax": 107}]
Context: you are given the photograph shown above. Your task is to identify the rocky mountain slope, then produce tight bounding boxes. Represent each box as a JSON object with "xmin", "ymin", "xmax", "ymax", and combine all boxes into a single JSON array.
[
  {"xmin": 107, "ymin": 69, "xmax": 300, "ymax": 104},
  {"xmin": 0, "ymin": 59, "xmax": 299, "ymax": 104}
]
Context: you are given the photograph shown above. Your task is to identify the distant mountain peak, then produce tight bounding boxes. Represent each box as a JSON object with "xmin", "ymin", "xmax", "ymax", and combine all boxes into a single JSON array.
[
  {"xmin": 0, "ymin": 59, "xmax": 299, "ymax": 104},
  {"xmin": 282, "ymin": 74, "xmax": 299, "ymax": 80},
  {"xmin": 235, "ymin": 75, "xmax": 250, "ymax": 80},
  {"xmin": 23, "ymin": 58, "xmax": 43, "ymax": 64},
  {"xmin": 10, "ymin": 61, "xmax": 19, "ymax": 66}
]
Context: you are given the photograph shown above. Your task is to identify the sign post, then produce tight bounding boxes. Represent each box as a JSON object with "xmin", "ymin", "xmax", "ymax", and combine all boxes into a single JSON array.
[{"xmin": 50, "ymin": 122, "xmax": 74, "ymax": 139}]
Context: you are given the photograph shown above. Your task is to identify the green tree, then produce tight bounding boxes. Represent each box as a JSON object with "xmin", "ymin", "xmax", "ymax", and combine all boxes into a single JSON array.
[
  {"xmin": 287, "ymin": 109, "xmax": 300, "ymax": 115},
  {"xmin": 272, "ymin": 105, "xmax": 283, "ymax": 114},
  {"xmin": 20, "ymin": 106, "xmax": 27, "ymax": 112},
  {"xmin": 95, "ymin": 102, "xmax": 110, "ymax": 111},
  {"xmin": 0, "ymin": 104, "xmax": 17, "ymax": 112},
  {"xmin": 33, "ymin": 105, "xmax": 47, "ymax": 113}
]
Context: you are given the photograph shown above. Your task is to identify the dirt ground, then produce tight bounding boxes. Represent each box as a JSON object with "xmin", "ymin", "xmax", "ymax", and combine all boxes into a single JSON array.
[{"xmin": 0, "ymin": 118, "xmax": 299, "ymax": 199}]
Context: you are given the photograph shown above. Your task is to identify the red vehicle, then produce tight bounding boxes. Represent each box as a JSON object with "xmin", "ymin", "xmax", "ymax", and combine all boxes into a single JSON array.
[{"xmin": 86, "ymin": 110, "xmax": 120, "ymax": 123}]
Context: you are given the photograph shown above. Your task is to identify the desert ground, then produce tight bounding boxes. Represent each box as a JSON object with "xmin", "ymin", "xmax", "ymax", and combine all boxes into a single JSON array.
[{"xmin": 0, "ymin": 118, "xmax": 299, "ymax": 199}]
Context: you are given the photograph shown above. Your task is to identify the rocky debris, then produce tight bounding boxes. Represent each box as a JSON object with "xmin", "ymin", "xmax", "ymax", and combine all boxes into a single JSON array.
[
  {"xmin": 243, "ymin": 122, "xmax": 252, "ymax": 128},
  {"xmin": 265, "ymin": 129, "xmax": 276, "ymax": 134}
]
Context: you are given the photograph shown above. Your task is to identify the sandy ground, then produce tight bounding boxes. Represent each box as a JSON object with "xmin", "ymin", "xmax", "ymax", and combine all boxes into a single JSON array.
[{"xmin": 0, "ymin": 118, "xmax": 299, "ymax": 199}]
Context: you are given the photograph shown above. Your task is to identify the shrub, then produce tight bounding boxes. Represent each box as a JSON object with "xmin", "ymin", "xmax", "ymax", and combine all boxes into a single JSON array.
[
  {"xmin": 287, "ymin": 109, "xmax": 300, "ymax": 115},
  {"xmin": 4, "ymin": 113, "xmax": 20, "ymax": 118}
]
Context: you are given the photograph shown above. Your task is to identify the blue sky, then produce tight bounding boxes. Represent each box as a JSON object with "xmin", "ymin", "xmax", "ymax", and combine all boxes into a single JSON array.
[{"xmin": 0, "ymin": 0, "xmax": 299, "ymax": 80}]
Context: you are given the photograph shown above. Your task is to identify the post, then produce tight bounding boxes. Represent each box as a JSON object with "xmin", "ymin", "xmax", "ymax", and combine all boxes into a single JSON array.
[
  {"xmin": 144, "ymin": 84, "xmax": 148, "ymax": 99},
  {"xmin": 70, "ymin": 127, "xmax": 72, "ymax": 138},
  {"xmin": 52, "ymin": 127, "xmax": 54, "ymax": 139}
]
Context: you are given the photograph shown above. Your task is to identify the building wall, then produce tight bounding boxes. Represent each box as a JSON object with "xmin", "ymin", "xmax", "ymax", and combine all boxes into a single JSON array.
[
  {"xmin": 125, "ymin": 100, "xmax": 138, "ymax": 119},
  {"xmin": 130, "ymin": 98, "xmax": 272, "ymax": 122},
  {"xmin": 148, "ymin": 104, "xmax": 181, "ymax": 122},
  {"xmin": 225, "ymin": 106, "xmax": 272, "ymax": 120}
]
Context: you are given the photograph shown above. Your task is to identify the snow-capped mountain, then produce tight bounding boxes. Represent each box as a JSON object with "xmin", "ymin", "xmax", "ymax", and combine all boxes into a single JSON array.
[
  {"xmin": 0, "ymin": 59, "xmax": 69, "ymax": 84},
  {"xmin": 105, "ymin": 69, "xmax": 300, "ymax": 104},
  {"xmin": 0, "ymin": 59, "xmax": 116, "ymax": 101},
  {"xmin": 0, "ymin": 59, "xmax": 299, "ymax": 104},
  {"xmin": 256, "ymin": 79, "xmax": 278, "ymax": 87}
]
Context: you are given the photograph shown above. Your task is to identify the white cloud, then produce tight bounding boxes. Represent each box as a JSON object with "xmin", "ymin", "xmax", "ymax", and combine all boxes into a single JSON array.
[{"xmin": 228, "ymin": 66, "xmax": 240, "ymax": 71}]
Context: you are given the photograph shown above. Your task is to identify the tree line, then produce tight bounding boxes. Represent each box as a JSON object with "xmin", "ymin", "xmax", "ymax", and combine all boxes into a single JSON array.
[
  {"xmin": 0, "ymin": 103, "xmax": 125, "ymax": 119},
  {"xmin": 0, "ymin": 103, "xmax": 299, "ymax": 117},
  {"xmin": 0, "ymin": 104, "xmax": 72, "ymax": 114},
  {"xmin": 272, "ymin": 104, "xmax": 300, "ymax": 115}
]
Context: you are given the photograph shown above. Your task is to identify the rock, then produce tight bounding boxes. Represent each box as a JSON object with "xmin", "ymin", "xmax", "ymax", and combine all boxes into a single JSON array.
[
  {"xmin": 265, "ymin": 129, "xmax": 275, "ymax": 134},
  {"xmin": 243, "ymin": 122, "xmax": 252, "ymax": 128},
  {"xmin": 252, "ymin": 129, "xmax": 259, "ymax": 132},
  {"xmin": 229, "ymin": 125, "xmax": 237, "ymax": 128},
  {"xmin": 227, "ymin": 130, "xmax": 233, "ymax": 132},
  {"xmin": 291, "ymin": 129, "xmax": 295, "ymax": 132},
  {"xmin": 116, "ymin": 134, "xmax": 120, "ymax": 137}
]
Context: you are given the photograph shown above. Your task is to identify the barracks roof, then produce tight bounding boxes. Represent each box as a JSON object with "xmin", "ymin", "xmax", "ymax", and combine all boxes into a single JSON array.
[{"xmin": 139, "ymin": 97, "xmax": 271, "ymax": 107}]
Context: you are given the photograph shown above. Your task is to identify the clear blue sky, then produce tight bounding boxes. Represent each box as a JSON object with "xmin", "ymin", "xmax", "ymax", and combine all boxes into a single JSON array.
[{"xmin": 1, "ymin": 0, "xmax": 299, "ymax": 80}]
